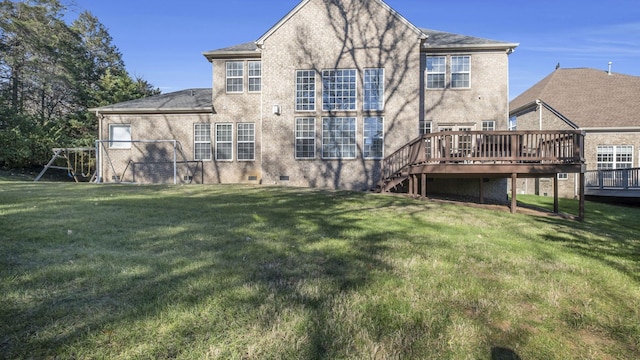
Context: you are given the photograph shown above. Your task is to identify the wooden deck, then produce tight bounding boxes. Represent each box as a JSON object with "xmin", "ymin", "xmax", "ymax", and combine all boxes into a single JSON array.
[
  {"xmin": 379, "ymin": 130, "xmax": 586, "ymax": 219},
  {"xmin": 585, "ymin": 168, "xmax": 640, "ymax": 198}
]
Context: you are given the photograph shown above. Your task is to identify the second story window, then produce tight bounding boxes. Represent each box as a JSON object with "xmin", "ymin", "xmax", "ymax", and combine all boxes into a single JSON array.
[
  {"xmin": 248, "ymin": 61, "xmax": 261, "ymax": 92},
  {"xmin": 226, "ymin": 61, "xmax": 244, "ymax": 93},
  {"xmin": 451, "ymin": 55, "xmax": 471, "ymax": 88},
  {"xmin": 296, "ymin": 70, "xmax": 316, "ymax": 111},
  {"xmin": 364, "ymin": 68, "xmax": 384, "ymax": 111},
  {"xmin": 322, "ymin": 69, "xmax": 357, "ymax": 111},
  {"xmin": 426, "ymin": 56, "xmax": 446, "ymax": 89}
]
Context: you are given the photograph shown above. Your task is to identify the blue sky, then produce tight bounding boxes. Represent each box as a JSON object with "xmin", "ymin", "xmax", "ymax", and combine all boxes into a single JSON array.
[{"xmin": 69, "ymin": 0, "xmax": 640, "ymax": 100}]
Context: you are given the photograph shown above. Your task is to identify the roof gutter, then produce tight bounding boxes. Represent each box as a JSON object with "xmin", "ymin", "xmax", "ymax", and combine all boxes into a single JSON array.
[
  {"xmin": 203, "ymin": 50, "xmax": 261, "ymax": 62},
  {"xmin": 582, "ymin": 127, "xmax": 640, "ymax": 133},
  {"xmin": 88, "ymin": 107, "xmax": 214, "ymax": 115},
  {"xmin": 423, "ymin": 43, "xmax": 519, "ymax": 53}
]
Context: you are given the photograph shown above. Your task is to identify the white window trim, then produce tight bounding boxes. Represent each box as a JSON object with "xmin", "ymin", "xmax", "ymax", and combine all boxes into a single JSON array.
[
  {"xmin": 194, "ymin": 123, "xmax": 212, "ymax": 161},
  {"xmin": 226, "ymin": 61, "xmax": 244, "ymax": 94},
  {"xmin": 321, "ymin": 117, "xmax": 357, "ymax": 160},
  {"xmin": 509, "ymin": 116, "xmax": 517, "ymax": 131},
  {"xmin": 451, "ymin": 55, "xmax": 471, "ymax": 89},
  {"xmin": 426, "ymin": 55, "xmax": 446, "ymax": 89},
  {"xmin": 322, "ymin": 69, "xmax": 358, "ymax": 112},
  {"xmin": 482, "ymin": 120, "xmax": 496, "ymax": 131},
  {"xmin": 438, "ymin": 124, "xmax": 476, "ymax": 132},
  {"xmin": 237, "ymin": 123, "xmax": 255, "ymax": 161},
  {"xmin": 295, "ymin": 117, "xmax": 316, "ymax": 160},
  {"xmin": 109, "ymin": 124, "xmax": 131, "ymax": 149},
  {"xmin": 363, "ymin": 117, "xmax": 384, "ymax": 159},
  {"xmin": 295, "ymin": 70, "xmax": 316, "ymax": 112},
  {"xmin": 363, "ymin": 68, "xmax": 385, "ymax": 111},
  {"xmin": 215, "ymin": 123, "xmax": 233, "ymax": 161},
  {"xmin": 597, "ymin": 145, "xmax": 634, "ymax": 169},
  {"xmin": 420, "ymin": 120, "xmax": 433, "ymax": 135},
  {"xmin": 248, "ymin": 61, "xmax": 261, "ymax": 93}
]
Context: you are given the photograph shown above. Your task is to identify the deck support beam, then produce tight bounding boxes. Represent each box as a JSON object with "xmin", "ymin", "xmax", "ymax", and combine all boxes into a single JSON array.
[
  {"xmin": 511, "ymin": 173, "xmax": 518, "ymax": 214},
  {"xmin": 421, "ymin": 173, "xmax": 427, "ymax": 198},
  {"xmin": 579, "ymin": 172, "xmax": 585, "ymax": 221},
  {"xmin": 408, "ymin": 175, "xmax": 415, "ymax": 197},
  {"xmin": 554, "ymin": 175, "xmax": 559, "ymax": 214}
]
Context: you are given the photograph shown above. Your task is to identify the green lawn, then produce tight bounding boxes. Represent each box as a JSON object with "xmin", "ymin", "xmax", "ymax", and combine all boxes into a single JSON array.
[{"xmin": 0, "ymin": 181, "xmax": 638, "ymax": 359}]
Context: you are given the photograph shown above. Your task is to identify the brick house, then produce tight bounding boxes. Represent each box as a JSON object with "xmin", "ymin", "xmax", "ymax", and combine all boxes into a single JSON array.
[
  {"xmin": 93, "ymin": 0, "xmax": 518, "ymax": 200},
  {"xmin": 509, "ymin": 67, "xmax": 640, "ymax": 198}
]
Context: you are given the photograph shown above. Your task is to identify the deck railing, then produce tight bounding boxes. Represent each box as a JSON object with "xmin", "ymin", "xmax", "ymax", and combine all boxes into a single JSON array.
[
  {"xmin": 381, "ymin": 130, "xmax": 585, "ymax": 181},
  {"xmin": 585, "ymin": 168, "xmax": 640, "ymax": 190}
]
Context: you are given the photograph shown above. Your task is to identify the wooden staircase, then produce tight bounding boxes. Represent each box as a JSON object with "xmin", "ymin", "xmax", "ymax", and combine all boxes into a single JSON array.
[{"xmin": 378, "ymin": 172, "xmax": 409, "ymax": 192}]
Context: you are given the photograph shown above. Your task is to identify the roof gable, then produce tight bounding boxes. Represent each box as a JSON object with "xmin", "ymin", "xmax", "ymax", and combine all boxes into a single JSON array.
[
  {"xmin": 510, "ymin": 68, "xmax": 640, "ymax": 129},
  {"xmin": 255, "ymin": 0, "xmax": 426, "ymax": 46},
  {"xmin": 203, "ymin": 1, "xmax": 518, "ymax": 60}
]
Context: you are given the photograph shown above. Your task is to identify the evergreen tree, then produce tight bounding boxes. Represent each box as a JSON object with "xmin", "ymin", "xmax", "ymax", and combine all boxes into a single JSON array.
[{"xmin": 0, "ymin": 0, "xmax": 161, "ymax": 167}]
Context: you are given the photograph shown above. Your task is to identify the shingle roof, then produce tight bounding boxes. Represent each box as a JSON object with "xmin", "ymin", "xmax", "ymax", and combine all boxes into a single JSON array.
[
  {"xmin": 510, "ymin": 68, "xmax": 640, "ymax": 129},
  {"xmin": 204, "ymin": 28, "xmax": 517, "ymax": 60},
  {"xmin": 203, "ymin": 42, "xmax": 260, "ymax": 59},
  {"xmin": 91, "ymin": 88, "xmax": 212, "ymax": 114},
  {"xmin": 420, "ymin": 28, "xmax": 518, "ymax": 50}
]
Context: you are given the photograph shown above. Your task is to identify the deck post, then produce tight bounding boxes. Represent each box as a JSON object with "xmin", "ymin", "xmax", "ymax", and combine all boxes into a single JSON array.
[
  {"xmin": 623, "ymin": 170, "xmax": 630, "ymax": 190},
  {"xmin": 554, "ymin": 175, "xmax": 559, "ymax": 214},
  {"xmin": 479, "ymin": 178, "xmax": 485, "ymax": 204},
  {"xmin": 421, "ymin": 173, "xmax": 427, "ymax": 198},
  {"xmin": 579, "ymin": 172, "xmax": 585, "ymax": 221},
  {"xmin": 511, "ymin": 173, "xmax": 518, "ymax": 214},
  {"xmin": 408, "ymin": 175, "xmax": 414, "ymax": 197}
]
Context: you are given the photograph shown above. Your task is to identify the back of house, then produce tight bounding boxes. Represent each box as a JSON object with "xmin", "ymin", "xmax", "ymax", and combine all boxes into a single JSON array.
[{"xmin": 93, "ymin": 0, "xmax": 518, "ymax": 199}]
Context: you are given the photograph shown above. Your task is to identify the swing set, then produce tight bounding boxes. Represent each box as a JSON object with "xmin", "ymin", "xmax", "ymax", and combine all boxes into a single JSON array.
[{"xmin": 34, "ymin": 147, "xmax": 96, "ymax": 182}]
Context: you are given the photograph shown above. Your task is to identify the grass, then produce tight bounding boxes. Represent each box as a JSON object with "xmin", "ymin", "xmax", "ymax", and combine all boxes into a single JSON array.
[{"xmin": 0, "ymin": 179, "xmax": 639, "ymax": 359}]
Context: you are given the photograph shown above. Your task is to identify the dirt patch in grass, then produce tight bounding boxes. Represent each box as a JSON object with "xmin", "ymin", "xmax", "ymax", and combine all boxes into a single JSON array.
[{"xmin": 0, "ymin": 167, "xmax": 75, "ymax": 182}]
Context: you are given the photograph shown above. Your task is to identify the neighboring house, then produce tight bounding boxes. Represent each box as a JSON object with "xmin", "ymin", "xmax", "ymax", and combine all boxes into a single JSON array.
[
  {"xmin": 92, "ymin": 0, "xmax": 518, "ymax": 200},
  {"xmin": 509, "ymin": 67, "xmax": 640, "ymax": 198}
]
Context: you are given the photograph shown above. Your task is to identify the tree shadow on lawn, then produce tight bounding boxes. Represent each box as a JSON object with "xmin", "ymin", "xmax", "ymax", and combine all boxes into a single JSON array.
[
  {"xmin": 533, "ymin": 206, "xmax": 640, "ymax": 285},
  {"xmin": 0, "ymin": 186, "xmax": 448, "ymax": 358}
]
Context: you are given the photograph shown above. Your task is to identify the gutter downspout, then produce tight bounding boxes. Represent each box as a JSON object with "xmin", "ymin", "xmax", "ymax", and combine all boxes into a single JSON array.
[
  {"xmin": 96, "ymin": 110, "xmax": 102, "ymax": 183},
  {"xmin": 536, "ymin": 99, "xmax": 542, "ymax": 131},
  {"xmin": 256, "ymin": 42, "xmax": 264, "ymax": 185}
]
